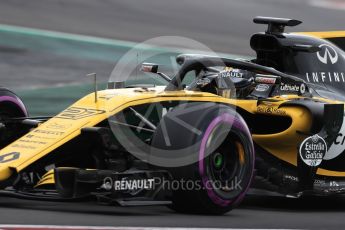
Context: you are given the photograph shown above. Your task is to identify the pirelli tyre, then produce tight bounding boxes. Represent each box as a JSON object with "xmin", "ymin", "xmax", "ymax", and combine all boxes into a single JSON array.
[
  {"xmin": 151, "ymin": 102, "xmax": 255, "ymax": 214},
  {"xmin": 0, "ymin": 87, "xmax": 28, "ymax": 148}
]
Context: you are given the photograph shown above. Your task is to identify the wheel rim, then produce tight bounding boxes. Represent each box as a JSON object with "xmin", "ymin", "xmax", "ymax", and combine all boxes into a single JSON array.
[
  {"xmin": 199, "ymin": 113, "xmax": 254, "ymax": 207},
  {"xmin": 205, "ymin": 123, "xmax": 249, "ymax": 200}
]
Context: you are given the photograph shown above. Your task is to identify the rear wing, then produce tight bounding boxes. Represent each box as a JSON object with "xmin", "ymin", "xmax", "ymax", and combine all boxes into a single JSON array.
[{"xmin": 298, "ymin": 31, "xmax": 345, "ymax": 52}]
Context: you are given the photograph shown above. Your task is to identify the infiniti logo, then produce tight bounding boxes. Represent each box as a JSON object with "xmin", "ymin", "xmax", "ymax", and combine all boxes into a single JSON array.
[{"xmin": 317, "ymin": 44, "xmax": 338, "ymax": 65}]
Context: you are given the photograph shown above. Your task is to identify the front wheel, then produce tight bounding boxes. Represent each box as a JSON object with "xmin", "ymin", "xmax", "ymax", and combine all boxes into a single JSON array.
[
  {"xmin": 151, "ymin": 103, "xmax": 254, "ymax": 214},
  {"xmin": 0, "ymin": 87, "xmax": 28, "ymax": 148}
]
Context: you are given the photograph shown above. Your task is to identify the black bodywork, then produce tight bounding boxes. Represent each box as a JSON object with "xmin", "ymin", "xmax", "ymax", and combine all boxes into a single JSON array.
[{"xmin": 251, "ymin": 17, "xmax": 345, "ymax": 101}]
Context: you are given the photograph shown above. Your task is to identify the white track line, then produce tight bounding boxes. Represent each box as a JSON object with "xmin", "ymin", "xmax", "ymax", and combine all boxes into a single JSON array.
[
  {"xmin": 309, "ymin": 0, "xmax": 345, "ymax": 10},
  {"xmin": 0, "ymin": 226, "xmax": 301, "ymax": 230},
  {"xmin": 0, "ymin": 23, "xmax": 249, "ymax": 60}
]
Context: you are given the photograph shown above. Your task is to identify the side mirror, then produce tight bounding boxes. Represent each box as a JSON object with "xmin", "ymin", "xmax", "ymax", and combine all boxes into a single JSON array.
[
  {"xmin": 140, "ymin": 63, "xmax": 159, "ymax": 73},
  {"xmin": 140, "ymin": 63, "xmax": 171, "ymax": 82}
]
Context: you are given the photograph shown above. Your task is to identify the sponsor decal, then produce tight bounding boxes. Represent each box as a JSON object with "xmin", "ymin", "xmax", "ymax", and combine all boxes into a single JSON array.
[
  {"xmin": 11, "ymin": 144, "xmax": 36, "ymax": 150},
  {"xmin": 314, "ymin": 179, "xmax": 326, "ymax": 185},
  {"xmin": 219, "ymin": 68, "xmax": 243, "ymax": 78},
  {"xmin": 34, "ymin": 130, "xmax": 65, "ymax": 136},
  {"xmin": 57, "ymin": 107, "xmax": 106, "ymax": 120},
  {"xmin": 25, "ymin": 134, "xmax": 56, "ymax": 140},
  {"xmin": 305, "ymin": 72, "xmax": 345, "ymax": 83},
  {"xmin": 141, "ymin": 64, "xmax": 155, "ymax": 72},
  {"xmin": 330, "ymin": 181, "xmax": 339, "ymax": 187},
  {"xmin": 255, "ymin": 76, "xmax": 277, "ymax": 84},
  {"xmin": 103, "ymin": 177, "xmax": 155, "ymax": 191},
  {"xmin": 46, "ymin": 122, "xmax": 72, "ymax": 130},
  {"xmin": 280, "ymin": 83, "xmax": 306, "ymax": 94},
  {"xmin": 324, "ymin": 116, "xmax": 345, "ymax": 160},
  {"xmin": 257, "ymin": 106, "xmax": 286, "ymax": 115},
  {"xmin": 114, "ymin": 178, "xmax": 154, "ymax": 191},
  {"xmin": 18, "ymin": 139, "xmax": 47, "ymax": 145},
  {"xmin": 300, "ymin": 83, "xmax": 306, "ymax": 94},
  {"xmin": 283, "ymin": 174, "xmax": 299, "ymax": 182},
  {"xmin": 0, "ymin": 152, "xmax": 20, "ymax": 163},
  {"xmin": 333, "ymin": 134, "xmax": 345, "ymax": 145},
  {"xmin": 280, "ymin": 83, "xmax": 299, "ymax": 92},
  {"xmin": 99, "ymin": 93, "xmax": 118, "ymax": 100},
  {"xmin": 255, "ymin": 84, "xmax": 269, "ymax": 92},
  {"xmin": 316, "ymin": 44, "xmax": 338, "ymax": 65},
  {"xmin": 133, "ymin": 88, "xmax": 155, "ymax": 93},
  {"xmin": 299, "ymin": 134, "xmax": 327, "ymax": 166},
  {"xmin": 196, "ymin": 78, "xmax": 211, "ymax": 87},
  {"xmin": 327, "ymin": 181, "xmax": 343, "ymax": 192}
]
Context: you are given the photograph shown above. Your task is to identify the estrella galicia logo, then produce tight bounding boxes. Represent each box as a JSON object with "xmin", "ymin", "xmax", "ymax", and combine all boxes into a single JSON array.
[
  {"xmin": 316, "ymin": 44, "xmax": 338, "ymax": 65},
  {"xmin": 299, "ymin": 135, "xmax": 327, "ymax": 167}
]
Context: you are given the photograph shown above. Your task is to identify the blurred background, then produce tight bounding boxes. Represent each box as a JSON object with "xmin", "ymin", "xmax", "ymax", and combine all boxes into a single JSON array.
[{"xmin": 0, "ymin": 0, "xmax": 344, "ymax": 115}]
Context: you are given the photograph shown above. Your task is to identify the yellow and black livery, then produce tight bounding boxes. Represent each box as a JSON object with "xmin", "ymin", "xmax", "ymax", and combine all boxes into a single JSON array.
[{"xmin": 0, "ymin": 16, "xmax": 345, "ymax": 214}]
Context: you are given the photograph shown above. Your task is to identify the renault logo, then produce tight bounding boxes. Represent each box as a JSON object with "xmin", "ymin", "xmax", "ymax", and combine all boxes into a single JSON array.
[{"xmin": 317, "ymin": 44, "xmax": 338, "ymax": 65}]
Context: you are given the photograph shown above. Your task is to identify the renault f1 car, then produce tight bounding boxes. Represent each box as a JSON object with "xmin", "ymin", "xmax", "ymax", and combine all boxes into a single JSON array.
[{"xmin": 0, "ymin": 16, "xmax": 345, "ymax": 214}]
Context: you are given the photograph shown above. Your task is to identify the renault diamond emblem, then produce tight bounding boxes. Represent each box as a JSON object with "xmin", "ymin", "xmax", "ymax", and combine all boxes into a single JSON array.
[{"xmin": 317, "ymin": 44, "xmax": 338, "ymax": 65}]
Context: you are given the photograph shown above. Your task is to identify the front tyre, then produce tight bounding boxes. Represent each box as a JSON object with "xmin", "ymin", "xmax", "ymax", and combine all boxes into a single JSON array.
[
  {"xmin": 151, "ymin": 103, "xmax": 254, "ymax": 214},
  {"xmin": 0, "ymin": 87, "xmax": 28, "ymax": 148}
]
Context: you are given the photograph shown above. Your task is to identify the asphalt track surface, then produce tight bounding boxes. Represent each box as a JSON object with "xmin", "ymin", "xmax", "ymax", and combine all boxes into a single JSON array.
[
  {"xmin": 0, "ymin": 0, "xmax": 345, "ymax": 229},
  {"xmin": 0, "ymin": 0, "xmax": 345, "ymax": 55},
  {"xmin": 1, "ymin": 195, "xmax": 345, "ymax": 229}
]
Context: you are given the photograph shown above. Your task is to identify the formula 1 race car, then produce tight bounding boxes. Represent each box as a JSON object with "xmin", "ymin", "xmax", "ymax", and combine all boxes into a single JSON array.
[{"xmin": 0, "ymin": 16, "xmax": 345, "ymax": 215}]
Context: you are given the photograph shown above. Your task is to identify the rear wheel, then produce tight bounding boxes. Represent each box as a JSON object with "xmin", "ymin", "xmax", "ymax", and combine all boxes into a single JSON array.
[
  {"xmin": 151, "ymin": 103, "xmax": 254, "ymax": 214},
  {"xmin": 0, "ymin": 87, "xmax": 28, "ymax": 148}
]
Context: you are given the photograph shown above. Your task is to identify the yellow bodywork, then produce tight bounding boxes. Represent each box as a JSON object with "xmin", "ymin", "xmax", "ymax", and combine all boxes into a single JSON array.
[
  {"xmin": 0, "ymin": 86, "xmax": 232, "ymax": 181},
  {"xmin": 0, "ymin": 86, "xmax": 344, "ymax": 183},
  {"xmin": 35, "ymin": 169, "xmax": 54, "ymax": 188},
  {"xmin": 253, "ymin": 100, "xmax": 312, "ymax": 166},
  {"xmin": 297, "ymin": 31, "xmax": 345, "ymax": 39}
]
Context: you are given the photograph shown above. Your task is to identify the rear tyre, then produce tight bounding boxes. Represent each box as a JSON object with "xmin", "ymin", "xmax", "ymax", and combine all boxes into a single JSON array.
[
  {"xmin": 151, "ymin": 103, "xmax": 254, "ymax": 214},
  {"xmin": 0, "ymin": 87, "xmax": 28, "ymax": 148}
]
